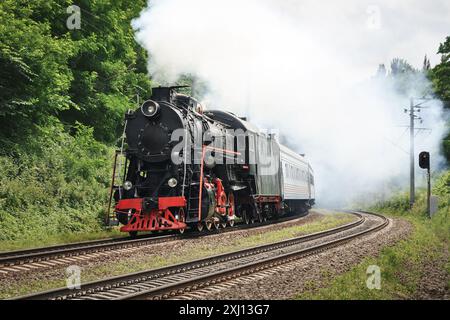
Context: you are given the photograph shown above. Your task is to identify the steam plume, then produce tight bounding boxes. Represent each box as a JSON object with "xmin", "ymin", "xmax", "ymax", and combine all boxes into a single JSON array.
[{"xmin": 132, "ymin": 0, "xmax": 449, "ymax": 206}]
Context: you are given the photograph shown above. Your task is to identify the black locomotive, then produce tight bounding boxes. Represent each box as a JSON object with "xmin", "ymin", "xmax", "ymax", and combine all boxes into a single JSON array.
[{"xmin": 110, "ymin": 86, "xmax": 315, "ymax": 236}]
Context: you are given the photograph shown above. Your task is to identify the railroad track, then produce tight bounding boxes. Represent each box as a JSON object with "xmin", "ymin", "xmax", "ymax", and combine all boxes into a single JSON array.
[
  {"xmin": 0, "ymin": 211, "xmax": 308, "ymax": 274},
  {"xmin": 13, "ymin": 211, "xmax": 388, "ymax": 300},
  {"xmin": 0, "ymin": 233, "xmax": 178, "ymax": 275}
]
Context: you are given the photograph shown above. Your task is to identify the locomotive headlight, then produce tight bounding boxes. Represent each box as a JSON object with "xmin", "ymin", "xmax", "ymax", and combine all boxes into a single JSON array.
[
  {"xmin": 146, "ymin": 104, "xmax": 156, "ymax": 114},
  {"xmin": 141, "ymin": 100, "xmax": 160, "ymax": 118},
  {"xmin": 168, "ymin": 178, "xmax": 178, "ymax": 188},
  {"xmin": 123, "ymin": 181, "xmax": 133, "ymax": 191}
]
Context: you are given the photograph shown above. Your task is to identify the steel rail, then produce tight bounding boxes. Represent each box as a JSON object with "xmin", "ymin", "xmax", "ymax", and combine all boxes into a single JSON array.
[
  {"xmin": 0, "ymin": 234, "xmax": 179, "ymax": 267},
  {"xmin": 13, "ymin": 211, "xmax": 372, "ymax": 300},
  {"xmin": 0, "ymin": 211, "xmax": 308, "ymax": 269}
]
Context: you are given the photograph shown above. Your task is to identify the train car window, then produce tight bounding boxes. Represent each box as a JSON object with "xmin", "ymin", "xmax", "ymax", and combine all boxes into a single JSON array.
[
  {"xmin": 249, "ymin": 134, "xmax": 255, "ymax": 152},
  {"xmin": 248, "ymin": 134, "xmax": 255, "ymax": 164}
]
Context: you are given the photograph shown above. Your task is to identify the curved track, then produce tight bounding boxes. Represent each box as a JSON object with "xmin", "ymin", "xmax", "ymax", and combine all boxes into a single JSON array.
[
  {"xmin": 13, "ymin": 211, "xmax": 388, "ymax": 300},
  {"xmin": 0, "ymin": 212, "xmax": 307, "ymax": 274}
]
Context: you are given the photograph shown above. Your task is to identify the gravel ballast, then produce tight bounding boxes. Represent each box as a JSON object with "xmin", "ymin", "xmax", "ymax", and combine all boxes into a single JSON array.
[{"xmin": 189, "ymin": 218, "xmax": 416, "ymax": 300}]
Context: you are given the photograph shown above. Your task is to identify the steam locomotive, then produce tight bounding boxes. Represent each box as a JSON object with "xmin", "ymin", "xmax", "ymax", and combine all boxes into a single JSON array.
[{"xmin": 111, "ymin": 86, "xmax": 315, "ymax": 236}]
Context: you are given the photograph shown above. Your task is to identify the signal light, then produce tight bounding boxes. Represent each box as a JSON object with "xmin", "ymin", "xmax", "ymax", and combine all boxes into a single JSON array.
[{"xmin": 419, "ymin": 152, "xmax": 430, "ymax": 169}]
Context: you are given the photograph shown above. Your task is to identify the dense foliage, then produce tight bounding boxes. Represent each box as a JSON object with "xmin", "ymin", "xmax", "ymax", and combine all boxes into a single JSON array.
[
  {"xmin": 430, "ymin": 36, "xmax": 450, "ymax": 161},
  {"xmin": 0, "ymin": 0, "xmax": 151, "ymax": 143},
  {"xmin": 0, "ymin": 0, "xmax": 151, "ymax": 241},
  {"xmin": 431, "ymin": 37, "xmax": 450, "ymax": 106},
  {"xmin": 0, "ymin": 122, "xmax": 112, "ymax": 240}
]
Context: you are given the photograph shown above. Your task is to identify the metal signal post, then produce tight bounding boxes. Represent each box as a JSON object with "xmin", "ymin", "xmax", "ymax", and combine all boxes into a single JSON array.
[{"xmin": 419, "ymin": 151, "xmax": 431, "ymax": 218}]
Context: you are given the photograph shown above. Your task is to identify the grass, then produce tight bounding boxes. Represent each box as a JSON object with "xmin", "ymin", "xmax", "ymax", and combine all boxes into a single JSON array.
[
  {"xmin": 296, "ymin": 176, "xmax": 450, "ymax": 300},
  {"xmin": 0, "ymin": 228, "xmax": 124, "ymax": 252},
  {"xmin": 0, "ymin": 211, "xmax": 355, "ymax": 299}
]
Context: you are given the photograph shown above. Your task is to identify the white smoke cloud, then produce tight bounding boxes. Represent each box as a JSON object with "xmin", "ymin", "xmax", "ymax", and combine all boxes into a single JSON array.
[{"xmin": 132, "ymin": 0, "xmax": 449, "ymax": 206}]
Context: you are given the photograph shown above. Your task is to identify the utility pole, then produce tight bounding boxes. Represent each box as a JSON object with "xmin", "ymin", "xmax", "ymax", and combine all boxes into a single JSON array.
[
  {"xmin": 404, "ymin": 97, "xmax": 432, "ymax": 209},
  {"xmin": 409, "ymin": 98, "xmax": 415, "ymax": 208}
]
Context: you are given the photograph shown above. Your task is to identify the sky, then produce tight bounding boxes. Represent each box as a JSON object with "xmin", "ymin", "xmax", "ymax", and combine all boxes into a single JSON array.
[{"xmin": 269, "ymin": 0, "xmax": 450, "ymax": 69}]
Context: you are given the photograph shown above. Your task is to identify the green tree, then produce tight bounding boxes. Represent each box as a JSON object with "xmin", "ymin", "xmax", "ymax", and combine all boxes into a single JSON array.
[
  {"xmin": 0, "ymin": 1, "xmax": 153, "ymax": 241},
  {"xmin": 0, "ymin": 0, "xmax": 77, "ymax": 141},
  {"xmin": 0, "ymin": 0, "xmax": 152, "ymax": 145},
  {"xmin": 430, "ymin": 36, "xmax": 450, "ymax": 107},
  {"xmin": 388, "ymin": 58, "xmax": 432, "ymax": 97},
  {"xmin": 60, "ymin": 0, "xmax": 152, "ymax": 142},
  {"xmin": 430, "ymin": 36, "xmax": 450, "ymax": 163}
]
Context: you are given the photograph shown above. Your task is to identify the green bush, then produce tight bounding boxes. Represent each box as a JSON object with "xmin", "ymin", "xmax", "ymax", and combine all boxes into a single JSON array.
[
  {"xmin": 433, "ymin": 170, "xmax": 450, "ymax": 204},
  {"xmin": 0, "ymin": 121, "xmax": 114, "ymax": 241},
  {"xmin": 372, "ymin": 171, "xmax": 450, "ymax": 216}
]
